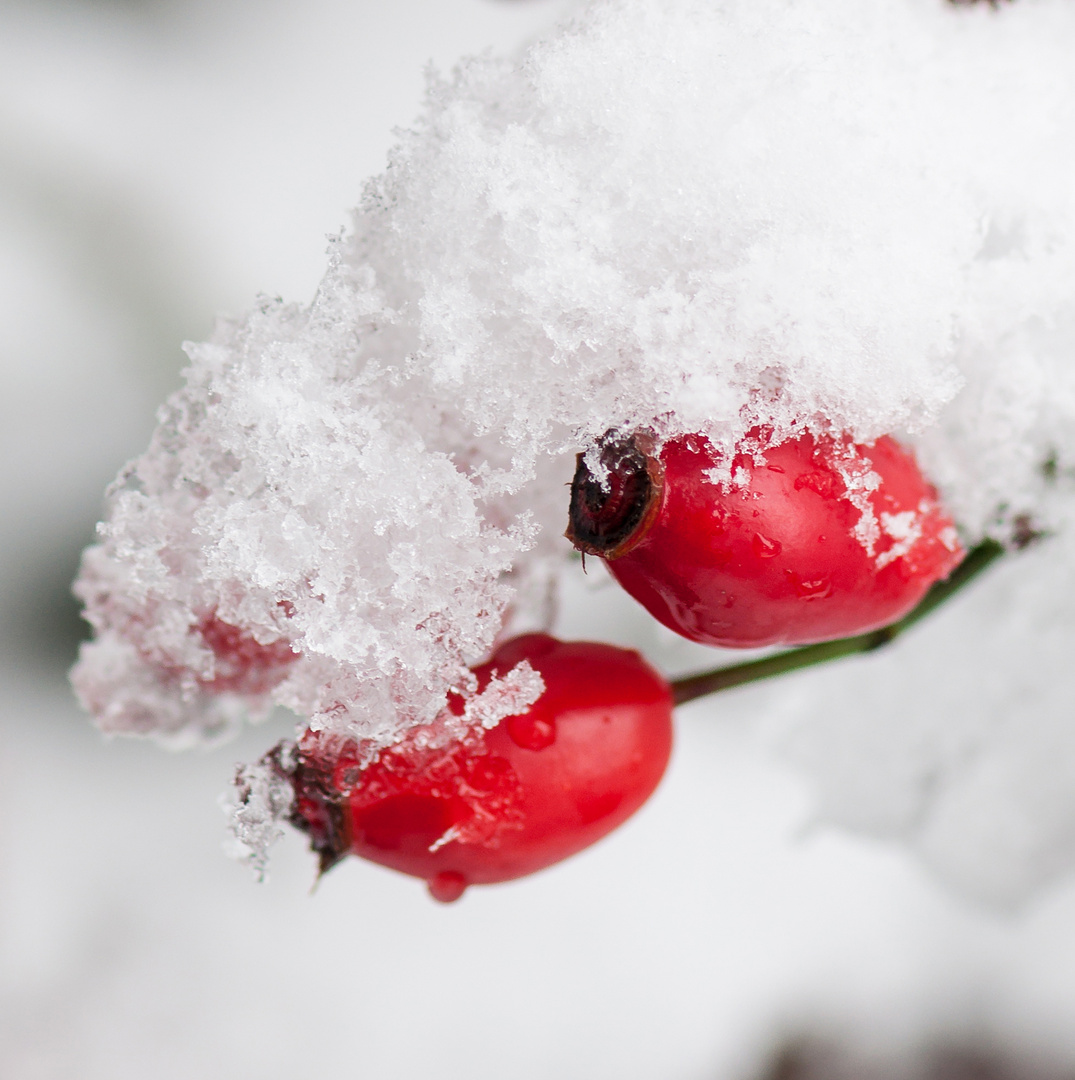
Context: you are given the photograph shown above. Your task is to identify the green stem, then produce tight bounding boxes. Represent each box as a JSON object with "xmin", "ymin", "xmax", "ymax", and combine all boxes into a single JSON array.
[{"xmin": 670, "ymin": 538, "xmax": 1006, "ymax": 707}]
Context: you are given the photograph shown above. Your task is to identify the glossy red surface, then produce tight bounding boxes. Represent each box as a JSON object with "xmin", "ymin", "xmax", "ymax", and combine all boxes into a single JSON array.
[
  {"xmin": 291, "ymin": 634, "xmax": 674, "ymax": 900},
  {"xmin": 603, "ymin": 433, "xmax": 963, "ymax": 648}
]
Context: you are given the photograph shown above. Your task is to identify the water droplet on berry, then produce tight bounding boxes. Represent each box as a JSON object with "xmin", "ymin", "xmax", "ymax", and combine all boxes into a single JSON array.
[
  {"xmin": 428, "ymin": 871, "xmax": 467, "ymax": 904},
  {"xmin": 752, "ymin": 533, "xmax": 782, "ymax": 559},
  {"xmin": 786, "ymin": 572, "xmax": 833, "ymax": 600},
  {"xmin": 507, "ymin": 713, "xmax": 556, "ymax": 750}
]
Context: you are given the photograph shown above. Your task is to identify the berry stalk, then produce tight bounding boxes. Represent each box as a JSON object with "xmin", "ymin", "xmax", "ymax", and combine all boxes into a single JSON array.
[{"xmin": 670, "ymin": 538, "xmax": 1006, "ymax": 706}]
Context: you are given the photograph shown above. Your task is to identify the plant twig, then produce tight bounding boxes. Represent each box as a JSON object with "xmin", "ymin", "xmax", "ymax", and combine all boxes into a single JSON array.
[{"xmin": 670, "ymin": 539, "xmax": 1006, "ymax": 707}]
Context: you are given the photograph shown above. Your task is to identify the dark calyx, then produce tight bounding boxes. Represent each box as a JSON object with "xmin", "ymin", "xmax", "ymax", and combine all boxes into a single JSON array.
[
  {"xmin": 266, "ymin": 742, "xmax": 350, "ymax": 877},
  {"xmin": 565, "ymin": 430, "xmax": 662, "ymax": 559}
]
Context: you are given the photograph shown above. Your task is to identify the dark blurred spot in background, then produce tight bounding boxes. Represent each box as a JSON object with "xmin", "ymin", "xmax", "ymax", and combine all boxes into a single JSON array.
[{"xmin": 757, "ymin": 1039, "xmax": 1075, "ymax": 1080}]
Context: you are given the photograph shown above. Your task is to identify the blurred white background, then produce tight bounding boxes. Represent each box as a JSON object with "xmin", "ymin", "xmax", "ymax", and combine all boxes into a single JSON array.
[{"xmin": 5, "ymin": 0, "xmax": 1075, "ymax": 1077}]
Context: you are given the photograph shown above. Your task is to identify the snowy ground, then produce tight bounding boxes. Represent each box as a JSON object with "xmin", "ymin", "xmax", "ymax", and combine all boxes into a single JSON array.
[{"xmin": 6, "ymin": 0, "xmax": 1075, "ymax": 1076}]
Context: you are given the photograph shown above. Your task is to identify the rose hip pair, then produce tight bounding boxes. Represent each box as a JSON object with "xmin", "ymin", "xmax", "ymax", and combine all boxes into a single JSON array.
[{"xmin": 280, "ymin": 427, "xmax": 961, "ymax": 900}]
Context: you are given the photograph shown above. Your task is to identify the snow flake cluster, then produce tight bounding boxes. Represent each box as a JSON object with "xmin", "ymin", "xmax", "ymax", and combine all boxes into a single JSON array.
[{"xmin": 72, "ymin": 0, "xmax": 1075, "ymax": 900}]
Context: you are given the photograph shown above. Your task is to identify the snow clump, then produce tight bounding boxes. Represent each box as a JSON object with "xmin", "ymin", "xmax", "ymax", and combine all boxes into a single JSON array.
[{"xmin": 71, "ymin": 0, "xmax": 1075, "ymax": 898}]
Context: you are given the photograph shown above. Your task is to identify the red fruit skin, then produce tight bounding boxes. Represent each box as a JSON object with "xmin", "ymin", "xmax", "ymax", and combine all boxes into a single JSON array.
[
  {"xmin": 197, "ymin": 614, "xmax": 297, "ymax": 695},
  {"xmin": 605, "ymin": 433, "xmax": 963, "ymax": 648},
  {"xmin": 291, "ymin": 634, "xmax": 673, "ymax": 899}
]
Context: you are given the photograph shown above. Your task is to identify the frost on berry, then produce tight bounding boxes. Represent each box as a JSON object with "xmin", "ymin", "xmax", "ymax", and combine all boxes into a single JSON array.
[
  {"xmin": 286, "ymin": 723, "xmax": 528, "ymax": 877},
  {"xmin": 197, "ymin": 614, "xmax": 297, "ymax": 695},
  {"xmin": 223, "ymin": 754, "xmax": 296, "ymax": 881},
  {"xmin": 70, "ymin": 0, "xmax": 1075, "ymax": 898},
  {"xmin": 457, "ymin": 660, "xmax": 545, "ymax": 732}
]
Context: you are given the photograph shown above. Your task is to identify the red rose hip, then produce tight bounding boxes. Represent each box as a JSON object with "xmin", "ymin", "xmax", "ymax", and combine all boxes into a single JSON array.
[
  {"xmin": 197, "ymin": 613, "xmax": 297, "ymax": 694},
  {"xmin": 566, "ymin": 430, "xmax": 963, "ymax": 648},
  {"xmin": 282, "ymin": 633, "xmax": 674, "ymax": 901}
]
